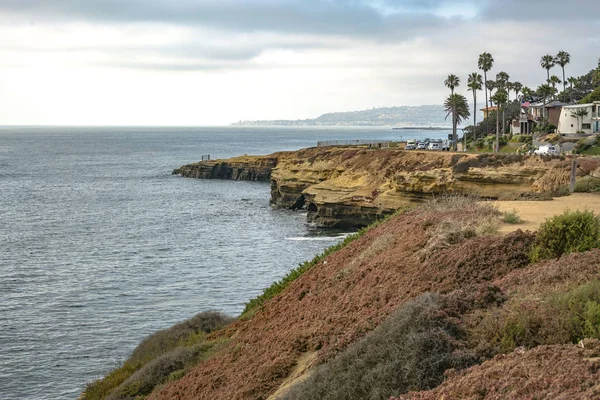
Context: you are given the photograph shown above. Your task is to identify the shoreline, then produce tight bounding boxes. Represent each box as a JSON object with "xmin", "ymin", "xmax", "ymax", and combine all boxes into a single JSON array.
[{"xmin": 174, "ymin": 145, "xmax": 599, "ymax": 228}]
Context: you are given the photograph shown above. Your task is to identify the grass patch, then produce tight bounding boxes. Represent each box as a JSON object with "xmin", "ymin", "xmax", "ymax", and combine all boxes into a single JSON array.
[
  {"xmin": 499, "ymin": 146, "xmax": 517, "ymax": 154},
  {"xmin": 502, "ymin": 209, "xmax": 523, "ymax": 224},
  {"xmin": 499, "ymin": 192, "xmax": 553, "ymax": 201},
  {"xmin": 574, "ymin": 177, "xmax": 600, "ymax": 193},
  {"xmin": 472, "ymin": 281, "xmax": 600, "ymax": 354},
  {"xmin": 580, "ymin": 146, "xmax": 600, "ymax": 155},
  {"xmin": 530, "ymin": 209, "xmax": 600, "ymax": 262},
  {"xmin": 84, "ymin": 312, "xmax": 231, "ymax": 400},
  {"xmin": 241, "ymin": 209, "xmax": 409, "ymax": 319},
  {"xmin": 421, "ymin": 195, "xmax": 501, "ymax": 255},
  {"xmin": 280, "ymin": 293, "xmax": 477, "ymax": 400}
]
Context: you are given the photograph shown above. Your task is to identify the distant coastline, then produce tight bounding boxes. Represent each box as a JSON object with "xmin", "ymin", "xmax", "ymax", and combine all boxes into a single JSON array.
[
  {"xmin": 232, "ymin": 105, "xmax": 463, "ymax": 127},
  {"xmin": 391, "ymin": 126, "xmax": 451, "ymax": 131}
]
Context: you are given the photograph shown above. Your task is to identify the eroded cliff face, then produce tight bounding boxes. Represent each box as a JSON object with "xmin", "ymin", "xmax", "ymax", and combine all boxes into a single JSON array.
[
  {"xmin": 173, "ymin": 155, "xmax": 280, "ymax": 181},
  {"xmin": 174, "ymin": 147, "xmax": 599, "ymax": 228}
]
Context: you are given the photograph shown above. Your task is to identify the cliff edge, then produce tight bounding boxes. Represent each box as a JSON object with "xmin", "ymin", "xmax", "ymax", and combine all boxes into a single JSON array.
[{"xmin": 174, "ymin": 147, "xmax": 599, "ymax": 228}]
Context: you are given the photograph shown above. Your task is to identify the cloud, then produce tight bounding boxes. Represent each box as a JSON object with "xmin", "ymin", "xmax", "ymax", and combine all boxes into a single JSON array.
[
  {"xmin": 0, "ymin": 0, "xmax": 598, "ymax": 124},
  {"xmin": 0, "ymin": 0, "xmax": 458, "ymax": 39},
  {"xmin": 479, "ymin": 0, "xmax": 600, "ymax": 21}
]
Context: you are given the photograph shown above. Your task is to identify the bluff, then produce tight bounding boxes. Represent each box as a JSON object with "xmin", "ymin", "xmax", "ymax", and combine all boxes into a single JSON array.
[
  {"xmin": 85, "ymin": 196, "xmax": 600, "ymax": 400},
  {"xmin": 174, "ymin": 147, "xmax": 598, "ymax": 228}
]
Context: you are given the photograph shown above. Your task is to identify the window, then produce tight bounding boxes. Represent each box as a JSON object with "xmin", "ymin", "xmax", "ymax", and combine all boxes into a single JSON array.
[{"xmin": 582, "ymin": 123, "xmax": 591, "ymax": 129}]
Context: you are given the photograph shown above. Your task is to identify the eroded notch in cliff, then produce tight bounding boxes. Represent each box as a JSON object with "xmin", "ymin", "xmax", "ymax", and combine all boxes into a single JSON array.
[{"xmin": 290, "ymin": 195, "xmax": 306, "ymax": 211}]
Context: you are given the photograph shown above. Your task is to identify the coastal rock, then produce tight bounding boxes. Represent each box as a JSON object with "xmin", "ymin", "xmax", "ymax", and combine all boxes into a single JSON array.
[
  {"xmin": 172, "ymin": 155, "xmax": 278, "ymax": 181},
  {"xmin": 174, "ymin": 147, "xmax": 600, "ymax": 228}
]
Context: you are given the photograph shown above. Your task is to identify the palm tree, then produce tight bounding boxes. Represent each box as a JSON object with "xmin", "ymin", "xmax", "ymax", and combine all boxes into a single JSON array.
[
  {"xmin": 521, "ymin": 86, "xmax": 535, "ymax": 102},
  {"xmin": 512, "ymin": 82, "xmax": 523, "ymax": 101},
  {"xmin": 548, "ymin": 75, "xmax": 562, "ymax": 90},
  {"xmin": 444, "ymin": 74, "xmax": 460, "ymax": 95},
  {"xmin": 444, "ymin": 93, "xmax": 470, "ymax": 151},
  {"xmin": 541, "ymin": 54, "xmax": 555, "ymax": 82},
  {"xmin": 495, "ymin": 71, "xmax": 510, "ymax": 89},
  {"xmin": 478, "ymin": 52, "xmax": 494, "ymax": 109},
  {"xmin": 537, "ymin": 84, "xmax": 554, "ymax": 120},
  {"xmin": 486, "ymin": 80, "xmax": 496, "ymax": 105},
  {"xmin": 555, "ymin": 51, "xmax": 570, "ymax": 101},
  {"xmin": 493, "ymin": 73, "xmax": 510, "ymax": 137},
  {"xmin": 571, "ymin": 107, "xmax": 589, "ymax": 132},
  {"xmin": 491, "ymin": 89, "xmax": 508, "ymax": 152},
  {"xmin": 467, "ymin": 72, "xmax": 483, "ymax": 142},
  {"xmin": 567, "ymin": 77, "xmax": 577, "ymax": 103}
]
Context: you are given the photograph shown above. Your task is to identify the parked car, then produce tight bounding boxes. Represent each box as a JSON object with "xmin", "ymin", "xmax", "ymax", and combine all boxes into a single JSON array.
[
  {"xmin": 428, "ymin": 142, "xmax": 441, "ymax": 151},
  {"xmin": 441, "ymin": 140, "xmax": 451, "ymax": 151},
  {"xmin": 416, "ymin": 143, "xmax": 427, "ymax": 150},
  {"xmin": 534, "ymin": 145, "xmax": 560, "ymax": 155},
  {"xmin": 405, "ymin": 144, "xmax": 416, "ymax": 150}
]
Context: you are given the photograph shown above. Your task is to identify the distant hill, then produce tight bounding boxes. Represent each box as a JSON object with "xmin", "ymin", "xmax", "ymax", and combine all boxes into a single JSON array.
[{"xmin": 232, "ymin": 105, "xmax": 456, "ymax": 127}]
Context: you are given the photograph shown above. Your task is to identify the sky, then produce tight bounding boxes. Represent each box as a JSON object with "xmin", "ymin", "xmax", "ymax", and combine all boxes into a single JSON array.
[{"xmin": 0, "ymin": 0, "xmax": 598, "ymax": 126}]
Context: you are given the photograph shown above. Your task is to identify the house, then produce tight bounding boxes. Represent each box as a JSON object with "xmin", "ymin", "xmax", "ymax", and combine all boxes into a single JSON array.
[
  {"xmin": 511, "ymin": 110, "xmax": 534, "ymax": 134},
  {"xmin": 529, "ymin": 101, "xmax": 567, "ymax": 127},
  {"xmin": 511, "ymin": 102, "xmax": 534, "ymax": 135},
  {"xmin": 557, "ymin": 102, "xmax": 600, "ymax": 135},
  {"xmin": 480, "ymin": 106, "xmax": 498, "ymax": 119}
]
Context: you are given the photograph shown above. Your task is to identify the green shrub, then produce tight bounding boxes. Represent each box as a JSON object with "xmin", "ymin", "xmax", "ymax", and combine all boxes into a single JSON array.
[
  {"xmin": 530, "ymin": 210, "xmax": 600, "ymax": 262},
  {"xmin": 580, "ymin": 87, "xmax": 600, "ymax": 104},
  {"xmin": 108, "ymin": 343, "xmax": 213, "ymax": 400},
  {"xmin": 84, "ymin": 312, "xmax": 231, "ymax": 400},
  {"xmin": 280, "ymin": 294, "xmax": 476, "ymax": 400},
  {"xmin": 241, "ymin": 209, "xmax": 408, "ymax": 318},
  {"xmin": 502, "ymin": 210, "xmax": 523, "ymax": 224},
  {"xmin": 129, "ymin": 311, "xmax": 232, "ymax": 364},
  {"xmin": 574, "ymin": 177, "xmax": 600, "ymax": 193},
  {"xmin": 473, "ymin": 281, "xmax": 600, "ymax": 354},
  {"xmin": 574, "ymin": 135, "xmax": 600, "ymax": 154},
  {"xmin": 510, "ymin": 134, "xmax": 533, "ymax": 144},
  {"xmin": 551, "ymin": 282, "xmax": 600, "ymax": 342}
]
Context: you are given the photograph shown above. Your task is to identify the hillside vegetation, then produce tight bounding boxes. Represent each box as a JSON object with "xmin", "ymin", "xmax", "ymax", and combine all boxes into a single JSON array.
[{"xmin": 85, "ymin": 196, "xmax": 600, "ymax": 400}]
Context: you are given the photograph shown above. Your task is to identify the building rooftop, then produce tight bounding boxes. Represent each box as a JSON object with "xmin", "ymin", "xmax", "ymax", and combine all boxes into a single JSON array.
[{"xmin": 480, "ymin": 106, "xmax": 498, "ymax": 111}]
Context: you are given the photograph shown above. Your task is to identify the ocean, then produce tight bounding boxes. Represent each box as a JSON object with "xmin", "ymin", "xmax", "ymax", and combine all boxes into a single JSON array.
[{"xmin": 0, "ymin": 126, "xmax": 450, "ymax": 399}]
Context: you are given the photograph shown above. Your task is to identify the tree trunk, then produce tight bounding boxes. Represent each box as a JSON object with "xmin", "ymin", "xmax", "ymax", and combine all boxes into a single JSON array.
[
  {"xmin": 570, "ymin": 82, "xmax": 573, "ymax": 103},
  {"xmin": 484, "ymin": 71, "xmax": 488, "ymax": 136},
  {"xmin": 543, "ymin": 96, "xmax": 547, "ymax": 120},
  {"xmin": 473, "ymin": 91, "xmax": 477, "ymax": 142},
  {"xmin": 453, "ymin": 106, "xmax": 458, "ymax": 151},
  {"xmin": 562, "ymin": 67, "xmax": 566, "ymax": 102},
  {"xmin": 496, "ymin": 107, "xmax": 500, "ymax": 152},
  {"xmin": 502, "ymin": 107, "xmax": 505, "ymax": 135}
]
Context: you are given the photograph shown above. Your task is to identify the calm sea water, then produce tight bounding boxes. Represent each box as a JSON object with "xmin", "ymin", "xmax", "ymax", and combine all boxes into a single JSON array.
[{"xmin": 0, "ymin": 126, "xmax": 449, "ymax": 400}]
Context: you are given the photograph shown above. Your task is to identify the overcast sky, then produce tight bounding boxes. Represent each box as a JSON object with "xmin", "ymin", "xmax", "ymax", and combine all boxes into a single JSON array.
[{"xmin": 0, "ymin": 0, "xmax": 598, "ymax": 125}]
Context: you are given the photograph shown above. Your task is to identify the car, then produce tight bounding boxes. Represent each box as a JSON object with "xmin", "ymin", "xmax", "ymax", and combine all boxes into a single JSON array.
[
  {"xmin": 405, "ymin": 144, "xmax": 416, "ymax": 150},
  {"xmin": 428, "ymin": 143, "xmax": 441, "ymax": 151},
  {"xmin": 416, "ymin": 143, "xmax": 427, "ymax": 150},
  {"xmin": 534, "ymin": 145, "xmax": 560, "ymax": 155}
]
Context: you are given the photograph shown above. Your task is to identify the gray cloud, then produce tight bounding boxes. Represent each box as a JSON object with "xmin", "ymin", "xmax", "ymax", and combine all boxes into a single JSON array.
[
  {"xmin": 479, "ymin": 0, "xmax": 600, "ymax": 21},
  {"xmin": 0, "ymin": 0, "xmax": 456, "ymax": 39}
]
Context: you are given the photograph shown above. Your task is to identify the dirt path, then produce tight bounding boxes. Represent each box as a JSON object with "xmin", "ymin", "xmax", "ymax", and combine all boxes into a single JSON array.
[{"xmin": 495, "ymin": 193, "xmax": 600, "ymax": 233}]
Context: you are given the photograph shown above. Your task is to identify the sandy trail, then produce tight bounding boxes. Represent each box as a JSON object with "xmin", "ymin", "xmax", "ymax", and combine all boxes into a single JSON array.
[{"xmin": 495, "ymin": 193, "xmax": 600, "ymax": 233}]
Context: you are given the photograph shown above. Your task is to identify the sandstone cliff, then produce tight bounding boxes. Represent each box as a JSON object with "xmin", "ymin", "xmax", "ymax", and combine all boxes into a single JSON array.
[{"xmin": 174, "ymin": 147, "xmax": 599, "ymax": 228}]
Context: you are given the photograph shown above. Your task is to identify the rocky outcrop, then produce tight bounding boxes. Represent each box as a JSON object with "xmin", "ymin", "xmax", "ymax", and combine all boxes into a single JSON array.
[
  {"xmin": 173, "ymin": 155, "xmax": 279, "ymax": 181},
  {"xmin": 174, "ymin": 147, "xmax": 600, "ymax": 228}
]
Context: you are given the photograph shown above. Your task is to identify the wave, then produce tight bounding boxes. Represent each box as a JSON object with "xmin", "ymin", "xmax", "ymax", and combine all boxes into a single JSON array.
[{"xmin": 285, "ymin": 233, "xmax": 351, "ymax": 242}]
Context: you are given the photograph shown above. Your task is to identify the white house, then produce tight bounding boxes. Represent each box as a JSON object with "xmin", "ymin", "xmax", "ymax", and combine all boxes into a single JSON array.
[{"xmin": 557, "ymin": 102, "xmax": 600, "ymax": 135}]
